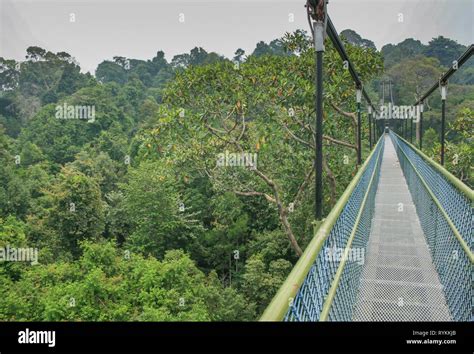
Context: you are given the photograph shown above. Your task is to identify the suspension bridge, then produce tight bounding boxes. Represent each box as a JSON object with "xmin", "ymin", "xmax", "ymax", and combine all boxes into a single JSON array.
[
  {"xmin": 260, "ymin": 1, "xmax": 473, "ymax": 322},
  {"xmin": 261, "ymin": 130, "xmax": 473, "ymax": 322}
]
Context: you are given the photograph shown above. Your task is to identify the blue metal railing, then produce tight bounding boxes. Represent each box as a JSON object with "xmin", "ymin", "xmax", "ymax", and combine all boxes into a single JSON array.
[
  {"xmin": 390, "ymin": 131, "xmax": 473, "ymax": 321},
  {"xmin": 264, "ymin": 137, "xmax": 385, "ymax": 321}
]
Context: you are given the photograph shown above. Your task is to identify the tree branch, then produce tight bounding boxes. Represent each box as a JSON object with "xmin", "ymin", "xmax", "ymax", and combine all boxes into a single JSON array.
[
  {"xmin": 283, "ymin": 124, "xmax": 315, "ymax": 149},
  {"xmin": 330, "ymin": 101, "xmax": 357, "ymax": 132},
  {"xmin": 323, "ymin": 135, "xmax": 357, "ymax": 150},
  {"xmin": 292, "ymin": 165, "xmax": 315, "ymax": 208},
  {"xmin": 234, "ymin": 190, "xmax": 276, "ymax": 204}
]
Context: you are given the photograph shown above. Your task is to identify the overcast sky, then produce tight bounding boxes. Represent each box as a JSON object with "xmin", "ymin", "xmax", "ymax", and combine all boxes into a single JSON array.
[{"xmin": 1, "ymin": 0, "xmax": 473, "ymax": 74}]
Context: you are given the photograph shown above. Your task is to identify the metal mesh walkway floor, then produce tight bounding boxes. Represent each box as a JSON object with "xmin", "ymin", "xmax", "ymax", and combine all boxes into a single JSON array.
[{"xmin": 352, "ymin": 135, "xmax": 452, "ymax": 321}]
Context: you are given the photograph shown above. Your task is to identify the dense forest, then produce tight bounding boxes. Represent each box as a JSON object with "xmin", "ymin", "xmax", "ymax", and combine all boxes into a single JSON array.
[{"xmin": 0, "ymin": 29, "xmax": 472, "ymax": 320}]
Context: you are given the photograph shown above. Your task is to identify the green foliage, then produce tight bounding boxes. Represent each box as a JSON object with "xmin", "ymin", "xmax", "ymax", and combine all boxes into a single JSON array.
[
  {"xmin": 0, "ymin": 29, "xmax": 471, "ymax": 322},
  {"xmin": 0, "ymin": 215, "xmax": 29, "ymax": 279},
  {"xmin": 68, "ymin": 150, "xmax": 119, "ymax": 195},
  {"xmin": 241, "ymin": 254, "xmax": 292, "ymax": 316},
  {"xmin": 381, "ymin": 38, "xmax": 425, "ymax": 69},
  {"xmin": 0, "ymin": 242, "xmax": 254, "ymax": 321},
  {"xmin": 18, "ymin": 47, "xmax": 93, "ymax": 103},
  {"xmin": 340, "ymin": 29, "xmax": 376, "ymax": 49},
  {"xmin": 0, "ymin": 215, "xmax": 27, "ymax": 247},
  {"xmin": 0, "ymin": 129, "xmax": 32, "ymax": 218},
  {"xmin": 0, "ymin": 58, "xmax": 20, "ymax": 90},
  {"xmin": 17, "ymin": 84, "xmax": 134, "ymax": 165},
  {"xmin": 387, "ymin": 56, "xmax": 442, "ymax": 104},
  {"xmin": 95, "ymin": 61, "xmax": 128, "ymax": 84},
  {"xmin": 195, "ymin": 192, "xmax": 250, "ymax": 275},
  {"xmin": 422, "ymin": 36, "xmax": 467, "ymax": 67},
  {"xmin": 423, "ymin": 127, "xmax": 438, "ymax": 150},
  {"xmin": 381, "ymin": 36, "xmax": 470, "ymax": 72},
  {"xmin": 140, "ymin": 32, "xmax": 382, "ymax": 258},
  {"xmin": 424, "ymin": 108, "xmax": 473, "ymax": 187},
  {"xmin": 47, "ymin": 167, "xmax": 105, "ymax": 257},
  {"xmin": 96, "ymin": 51, "xmax": 174, "ymax": 88},
  {"xmin": 252, "ymin": 39, "xmax": 287, "ymax": 57},
  {"xmin": 121, "ymin": 161, "xmax": 203, "ymax": 259}
]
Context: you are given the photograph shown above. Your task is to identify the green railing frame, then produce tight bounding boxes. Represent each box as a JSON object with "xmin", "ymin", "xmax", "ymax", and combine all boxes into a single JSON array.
[
  {"xmin": 391, "ymin": 132, "xmax": 474, "ymax": 263},
  {"xmin": 260, "ymin": 135, "xmax": 384, "ymax": 321},
  {"xmin": 395, "ymin": 133, "xmax": 474, "ymax": 201}
]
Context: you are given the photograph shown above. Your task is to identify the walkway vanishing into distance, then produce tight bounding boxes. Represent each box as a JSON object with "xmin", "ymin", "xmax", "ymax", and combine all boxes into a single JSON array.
[
  {"xmin": 261, "ymin": 132, "xmax": 473, "ymax": 322},
  {"xmin": 352, "ymin": 136, "xmax": 451, "ymax": 321}
]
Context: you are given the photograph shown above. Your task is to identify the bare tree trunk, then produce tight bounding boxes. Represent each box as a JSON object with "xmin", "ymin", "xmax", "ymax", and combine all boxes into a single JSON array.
[
  {"xmin": 323, "ymin": 155, "xmax": 337, "ymax": 207},
  {"xmin": 278, "ymin": 206, "xmax": 303, "ymax": 257}
]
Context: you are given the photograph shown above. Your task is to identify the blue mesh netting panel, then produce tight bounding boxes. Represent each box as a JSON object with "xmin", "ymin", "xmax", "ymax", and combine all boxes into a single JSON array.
[
  {"xmin": 285, "ymin": 138, "xmax": 384, "ymax": 321},
  {"xmin": 390, "ymin": 132, "xmax": 473, "ymax": 321}
]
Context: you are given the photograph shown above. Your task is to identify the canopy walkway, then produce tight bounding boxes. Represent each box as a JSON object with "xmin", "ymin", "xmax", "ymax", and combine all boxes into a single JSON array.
[
  {"xmin": 261, "ymin": 131, "xmax": 473, "ymax": 322},
  {"xmin": 258, "ymin": 0, "xmax": 473, "ymax": 322}
]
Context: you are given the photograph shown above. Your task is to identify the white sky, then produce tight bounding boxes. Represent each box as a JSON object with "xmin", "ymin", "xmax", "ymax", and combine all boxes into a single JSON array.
[{"xmin": 1, "ymin": 0, "xmax": 473, "ymax": 74}]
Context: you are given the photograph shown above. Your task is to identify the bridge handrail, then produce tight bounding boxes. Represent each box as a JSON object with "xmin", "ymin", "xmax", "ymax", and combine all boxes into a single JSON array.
[
  {"xmin": 390, "ymin": 131, "xmax": 473, "ymax": 320},
  {"xmin": 260, "ymin": 135, "xmax": 384, "ymax": 321},
  {"xmin": 391, "ymin": 131, "xmax": 473, "ymax": 263},
  {"xmin": 394, "ymin": 133, "xmax": 474, "ymax": 201}
]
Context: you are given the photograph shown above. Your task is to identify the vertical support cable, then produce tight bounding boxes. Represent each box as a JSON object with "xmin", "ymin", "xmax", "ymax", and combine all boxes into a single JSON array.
[
  {"xmin": 381, "ymin": 82, "xmax": 385, "ymax": 106},
  {"xmin": 382, "ymin": 82, "xmax": 386, "ymax": 136},
  {"xmin": 373, "ymin": 110, "xmax": 377, "ymax": 140},
  {"xmin": 376, "ymin": 112, "xmax": 379, "ymax": 138},
  {"xmin": 405, "ymin": 117, "xmax": 408, "ymax": 140},
  {"xmin": 375, "ymin": 118, "xmax": 378, "ymax": 139},
  {"xmin": 368, "ymin": 106, "xmax": 372, "ymax": 149},
  {"xmin": 356, "ymin": 87, "xmax": 362, "ymax": 164},
  {"xmin": 440, "ymin": 84, "xmax": 447, "ymax": 165},
  {"xmin": 314, "ymin": 16, "xmax": 325, "ymax": 220},
  {"xmin": 419, "ymin": 102, "xmax": 424, "ymax": 150},
  {"xmin": 389, "ymin": 80, "xmax": 394, "ymax": 105},
  {"xmin": 315, "ymin": 49, "xmax": 323, "ymax": 219}
]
